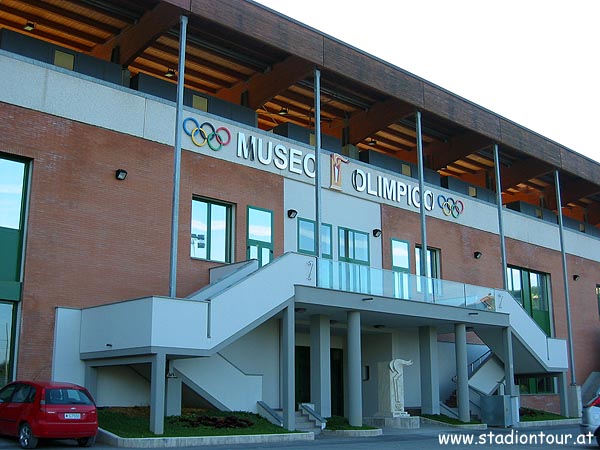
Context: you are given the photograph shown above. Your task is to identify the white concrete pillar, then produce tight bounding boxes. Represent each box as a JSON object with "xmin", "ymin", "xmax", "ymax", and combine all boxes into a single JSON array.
[
  {"xmin": 165, "ymin": 361, "xmax": 182, "ymax": 417},
  {"xmin": 347, "ymin": 311, "xmax": 362, "ymax": 426},
  {"xmin": 282, "ymin": 306, "xmax": 296, "ymax": 431},
  {"xmin": 454, "ymin": 323, "xmax": 469, "ymax": 422},
  {"xmin": 150, "ymin": 353, "xmax": 166, "ymax": 434},
  {"xmin": 419, "ymin": 326, "xmax": 440, "ymax": 414},
  {"xmin": 310, "ymin": 314, "xmax": 331, "ymax": 417}
]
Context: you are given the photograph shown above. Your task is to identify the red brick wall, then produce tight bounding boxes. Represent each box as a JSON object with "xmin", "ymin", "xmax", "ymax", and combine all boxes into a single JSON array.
[
  {"xmin": 382, "ymin": 204, "xmax": 600, "ymax": 388},
  {"xmin": 520, "ymin": 395, "xmax": 561, "ymax": 415},
  {"xmin": 0, "ymin": 103, "xmax": 283, "ymax": 379}
]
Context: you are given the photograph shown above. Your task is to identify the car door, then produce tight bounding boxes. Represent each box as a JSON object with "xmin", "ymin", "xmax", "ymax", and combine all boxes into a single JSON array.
[
  {"xmin": 0, "ymin": 383, "xmax": 19, "ymax": 435},
  {"xmin": 2, "ymin": 383, "xmax": 36, "ymax": 436}
]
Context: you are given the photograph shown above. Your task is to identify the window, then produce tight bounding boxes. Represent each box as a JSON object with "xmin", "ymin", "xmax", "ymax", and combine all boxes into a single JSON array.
[
  {"xmin": 0, "ymin": 157, "xmax": 26, "ymax": 230},
  {"xmin": 415, "ymin": 245, "xmax": 440, "ymax": 294},
  {"xmin": 192, "ymin": 95, "xmax": 208, "ymax": 111},
  {"xmin": 468, "ymin": 186, "xmax": 477, "ymax": 198},
  {"xmin": 596, "ymin": 285, "xmax": 600, "ymax": 318},
  {"xmin": 507, "ymin": 266, "xmax": 551, "ymax": 335},
  {"xmin": 401, "ymin": 164, "xmax": 412, "ymax": 177},
  {"xmin": 515, "ymin": 375, "xmax": 556, "ymax": 394},
  {"xmin": 247, "ymin": 206, "xmax": 273, "ymax": 267},
  {"xmin": 54, "ymin": 50, "xmax": 74, "ymax": 70},
  {"xmin": 391, "ymin": 239, "xmax": 410, "ymax": 299},
  {"xmin": 338, "ymin": 227, "xmax": 369, "ymax": 265},
  {"xmin": 297, "ymin": 218, "xmax": 332, "ymax": 258},
  {"xmin": 190, "ymin": 198, "xmax": 232, "ymax": 263}
]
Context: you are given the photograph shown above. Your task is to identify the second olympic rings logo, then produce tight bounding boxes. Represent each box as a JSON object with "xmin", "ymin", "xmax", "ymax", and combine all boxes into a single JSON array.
[
  {"xmin": 437, "ymin": 195, "xmax": 464, "ymax": 218},
  {"xmin": 183, "ymin": 118, "xmax": 231, "ymax": 151}
]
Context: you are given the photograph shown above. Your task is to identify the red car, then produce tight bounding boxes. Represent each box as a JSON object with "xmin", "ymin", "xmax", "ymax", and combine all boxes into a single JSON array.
[{"xmin": 0, "ymin": 381, "xmax": 98, "ymax": 448}]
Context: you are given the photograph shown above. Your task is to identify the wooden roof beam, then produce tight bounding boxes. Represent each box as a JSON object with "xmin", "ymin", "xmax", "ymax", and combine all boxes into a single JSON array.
[
  {"xmin": 348, "ymin": 99, "xmax": 414, "ymax": 144},
  {"xmin": 217, "ymin": 55, "xmax": 313, "ymax": 109},
  {"xmin": 429, "ymin": 132, "xmax": 493, "ymax": 170},
  {"xmin": 560, "ymin": 179, "xmax": 600, "ymax": 206},
  {"xmin": 92, "ymin": 2, "xmax": 182, "ymax": 65},
  {"xmin": 500, "ymin": 158, "xmax": 554, "ymax": 192}
]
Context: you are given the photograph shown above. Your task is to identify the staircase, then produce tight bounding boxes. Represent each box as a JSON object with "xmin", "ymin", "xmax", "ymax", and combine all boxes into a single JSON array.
[{"xmin": 256, "ymin": 402, "xmax": 325, "ymax": 434}]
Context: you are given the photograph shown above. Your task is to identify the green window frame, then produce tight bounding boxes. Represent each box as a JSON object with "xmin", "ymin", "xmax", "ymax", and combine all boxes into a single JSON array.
[
  {"xmin": 190, "ymin": 198, "xmax": 232, "ymax": 263},
  {"xmin": 247, "ymin": 206, "xmax": 273, "ymax": 267},
  {"xmin": 297, "ymin": 218, "xmax": 332, "ymax": 258},
  {"xmin": 338, "ymin": 227, "xmax": 370, "ymax": 265}
]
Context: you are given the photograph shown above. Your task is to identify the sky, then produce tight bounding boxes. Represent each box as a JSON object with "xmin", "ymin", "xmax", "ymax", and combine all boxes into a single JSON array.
[{"xmin": 253, "ymin": 0, "xmax": 600, "ymax": 163}]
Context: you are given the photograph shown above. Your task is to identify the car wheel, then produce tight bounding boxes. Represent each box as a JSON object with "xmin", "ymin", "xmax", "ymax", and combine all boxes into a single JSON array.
[
  {"xmin": 18, "ymin": 423, "xmax": 38, "ymax": 449},
  {"xmin": 77, "ymin": 435, "xmax": 96, "ymax": 447}
]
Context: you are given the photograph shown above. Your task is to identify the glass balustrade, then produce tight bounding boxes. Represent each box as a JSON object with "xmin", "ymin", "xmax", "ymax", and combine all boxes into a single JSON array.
[{"xmin": 316, "ymin": 259, "xmax": 497, "ymax": 311}]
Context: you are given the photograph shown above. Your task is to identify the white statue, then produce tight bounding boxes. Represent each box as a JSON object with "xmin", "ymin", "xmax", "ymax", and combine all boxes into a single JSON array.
[{"xmin": 389, "ymin": 358, "xmax": 413, "ymax": 417}]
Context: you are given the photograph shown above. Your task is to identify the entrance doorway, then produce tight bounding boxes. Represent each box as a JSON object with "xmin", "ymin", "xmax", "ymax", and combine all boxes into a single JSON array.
[{"xmin": 295, "ymin": 346, "xmax": 344, "ymax": 417}]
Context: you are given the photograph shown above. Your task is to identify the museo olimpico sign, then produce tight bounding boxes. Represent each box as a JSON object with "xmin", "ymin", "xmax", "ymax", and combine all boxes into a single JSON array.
[{"xmin": 183, "ymin": 117, "xmax": 464, "ymax": 219}]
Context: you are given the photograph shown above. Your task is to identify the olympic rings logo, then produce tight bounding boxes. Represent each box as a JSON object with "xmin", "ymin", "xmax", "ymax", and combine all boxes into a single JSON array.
[
  {"xmin": 183, "ymin": 118, "xmax": 231, "ymax": 151},
  {"xmin": 437, "ymin": 195, "xmax": 464, "ymax": 218}
]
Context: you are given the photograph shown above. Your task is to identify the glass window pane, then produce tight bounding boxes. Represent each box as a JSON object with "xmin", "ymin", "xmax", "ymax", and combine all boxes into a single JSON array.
[
  {"xmin": 261, "ymin": 247, "xmax": 271, "ymax": 265},
  {"xmin": 0, "ymin": 303, "xmax": 14, "ymax": 387},
  {"xmin": 0, "ymin": 159, "xmax": 25, "ymax": 230},
  {"xmin": 249, "ymin": 245, "xmax": 258, "ymax": 260},
  {"xmin": 248, "ymin": 208, "xmax": 272, "ymax": 243},
  {"xmin": 321, "ymin": 224, "xmax": 332, "ymax": 258},
  {"xmin": 354, "ymin": 232, "xmax": 369, "ymax": 263},
  {"xmin": 391, "ymin": 240, "xmax": 409, "ymax": 271},
  {"xmin": 191, "ymin": 200, "xmax": 208, "ymax": 259},
  {"xmin": 209, "ymin": 204, "xmax": 227, "ymax": 262},
  {"xmin": 298, "ymin": 219, "xmax": 315, "ymax": 254},
  {"xmin": 338, "ymin": 228, "xmax": 346, "ymax": 259}
]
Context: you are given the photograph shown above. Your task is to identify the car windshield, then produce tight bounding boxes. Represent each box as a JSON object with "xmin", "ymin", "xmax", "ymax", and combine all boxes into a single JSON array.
[{"xmin": 45, "ymin": 388, "xmax": 94, "ymax": 405}]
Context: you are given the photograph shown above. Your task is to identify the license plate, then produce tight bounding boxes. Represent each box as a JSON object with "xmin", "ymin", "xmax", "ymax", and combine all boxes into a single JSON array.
[{"xmin": 64, "ymin": 413, "xmax": 81, "ymax": 419}]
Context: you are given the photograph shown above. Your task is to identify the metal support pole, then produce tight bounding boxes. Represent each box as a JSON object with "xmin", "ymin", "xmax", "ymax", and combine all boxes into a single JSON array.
[
  {"xmin": 493, "ymin": 144, "xmax": 508, "ymax": 289},
  {"xmin": 168, "ymin": 15, "xmax": 188, "ymax": 298},
  {"xmin": 314, "ymin": 69, "xmax": 322, "ymax": 278},
  {"xmin": 554, "ymin": 170, "xmax": 577, "ymax": 385},
  {"xmin": 415, "ymin": 111, "xmax": 427, "ymax": 279}
]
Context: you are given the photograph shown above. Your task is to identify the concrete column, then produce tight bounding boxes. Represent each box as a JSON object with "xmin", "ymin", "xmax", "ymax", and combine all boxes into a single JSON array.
[
  {"xmin": 454, "ymin": 323, "xmax": 469, "ymax": 422},
  {"xmin": 310, "ymin": 314, "xmax": 331, "ymax": 417},
  {"xmin": 419, "ymin": 326, "xmax": 440, "ymax": 414},
  {"xmin": 150, "ymin": 353, "xmax": 166, "ymax": 434},
  {"xmin": 502, "ymin": 327, "xmax": 516, "ymax": 396},
  {"xmin": 282, "ymin": 306, "xmax": 296, "ymax": 431},
  {"xmin": 347, "ymin": 311, "xmax": 362, "ymax": 426},
  {"xmin": 502, "ymin": 326, "xmax": 519, "ymax": 424},
  {"xmin": 165, "ymin": 361, "xmax": 182, "ymax": 416},
  {"xmin": 558, "ymin": 371, "xmax": 569, "ymax": 417},
  {"xmin": 84, "ymin": 364, "xmax": 98, "ymax": 401}
]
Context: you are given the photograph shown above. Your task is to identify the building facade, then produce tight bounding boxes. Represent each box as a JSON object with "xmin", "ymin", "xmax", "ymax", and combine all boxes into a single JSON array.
[{"xmin": 0, "ymin": 0, "xmax": 599, "ymax": 434}]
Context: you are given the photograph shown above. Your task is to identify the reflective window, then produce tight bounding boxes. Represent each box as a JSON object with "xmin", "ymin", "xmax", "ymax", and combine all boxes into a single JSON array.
[
  {"xmin": 391, "ymin": 239, "xmax": 410, "ymax": 299},
  {"xmin": 596, "ymin": 285, "xmax": 600, "ymax": 318},
  {"xmin": 247, "ymin": 206, "xmax": 273, "ymax": 267},
  {"xmin": 0, "ymin": 158, "xmax": 26, "ymax": 230},
  {"xmin": 0, "ymin": 303, "xmax": 15, "ymax": 387},
  {"xmin": 415, "ymin": 246, "xmax": 440, "ymax": 294},
  {"xmin": 338, "ymin": 227, "xmax": 369, "ymax": 265},
  {"xmin": 191, "ymin": 198, "xmax": 232, "ymax": 263},
  {"xmin": 506, "ymin": 265, "xmax": 551, "ymax": 335},
  {"xmin": 297, "ymin": 218, "xmax": 332, "ymax": 258}
]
